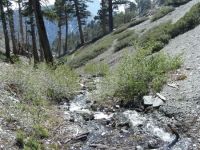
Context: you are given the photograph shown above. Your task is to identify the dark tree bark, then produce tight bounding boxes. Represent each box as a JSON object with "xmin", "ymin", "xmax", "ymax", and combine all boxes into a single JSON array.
[
  {"xmin": 74, "ymin": 0, "xmax": 84, "ymax": 45},
  {"xmin": 101, "ymin": 0, "xmax": 107, "ymax": 35},
  {"xmin": 0, "ymin": 0, "xmax": 10, "ymax": 58},
  {"xmin": 58, "ymin": 23, "xmax": 62, "ymax": 57},
  {"xmin": 30, "ymin": 8, "xmax": 39, "ymax": 64},
  {"xmin": 18, "ymin": 1, "xmax": 25, "ymax": 54},
  {"xmin": 6, "ymin": 5, "xmax": 17, "ymax": 55},
  {"xmin": 32, "ymin": 0, "xmax": 53, "ymax": 63},
  {"xmin": 64, "ymin": 14, "xmax": 68, "ymax": 54},
  {"xmin": 108, "ymin": 0, "xmax": 113, "ymax": 32}
]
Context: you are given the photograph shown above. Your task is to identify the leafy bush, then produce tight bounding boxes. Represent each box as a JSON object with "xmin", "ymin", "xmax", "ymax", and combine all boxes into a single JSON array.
[
  {"xmin": 128, "ymin": 17, "xmax": 148, "ymax": 28},
  {"xmin": 84, "ymin": 61, "xmax": 109, "ymax": 76},
  {"xmin": 114, "ymin": 49, "xmax": 182, "ymax": 105},
  {"xmin": 68, "ymin": 35, "xmax": 114, "ymax": 68},
  {"xmin": 113, "ymin": 24, "xmax": 130, "ymax": 35},
  {"xmin": 33, "ymin": 125, "xmax": 50, "ymax": 139},
  {"xmin": 113, "ymin": 17, "xmax": 148, "ymax": 35},
  {"xmin": 169, "ymin": 2, "xmax": 200, "ymax": 38},
  {"xmin": 114, "ymin": 33, "xmax": 138, "ymax": 52},
  {"xmin": 117, "ymin": 30, "xmax": 135, "ymax": 41},
  {"xmin": 15, "ymin": 130, "xmax": 26, "ymax": 148},
  {"xmin": 151, "ymin": 6, "xmax": 175, "ymax": 22},
  {"xmin": 1, "ymin": 62, "xmax": 79, "ymax": 104},
  {"xmin": 139, "ymin": 21, "xmax": 172, "ymax": 52},
  {"xmin": 166, "ymin": 0, "xmax": 191, "ymax": 6},
  {"xmin": 25, "ymin": 136, "xmax": 40, "ymax": 150}
]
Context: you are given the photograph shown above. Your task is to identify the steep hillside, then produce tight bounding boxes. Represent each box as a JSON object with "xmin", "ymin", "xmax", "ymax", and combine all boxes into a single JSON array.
[
  {"xmin": 75, "ymin": 0, "xmax": 200, "ymax": 72},
  {"xmin": 1, "ymin": 0, "xmax": 200, "ymax": 149}
]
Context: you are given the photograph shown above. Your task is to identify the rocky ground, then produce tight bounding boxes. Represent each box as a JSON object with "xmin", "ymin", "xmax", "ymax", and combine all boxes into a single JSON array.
[{"xmin": 1, "ymin": 0, "xmax": 200, "ymax": 149}]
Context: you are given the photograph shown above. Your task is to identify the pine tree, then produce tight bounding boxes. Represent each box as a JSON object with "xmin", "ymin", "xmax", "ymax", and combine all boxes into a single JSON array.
[
  {"xmin": 32, "ymin": 0, "xmax": 53, "ymax": 63},
  {"xmin": 23, "ymin": 0, "xmax": 40, "ymax": 64},
  {"xmin": 73, "ymin": 0, "xmax": 92, "ymax": 45},
  {"xmin": 0, "ymin": 0, "xmax": 10, "ymax": 58},
  {"xmin": 5, "ymin": 0, "xmax": 18, "ymax": 55}
]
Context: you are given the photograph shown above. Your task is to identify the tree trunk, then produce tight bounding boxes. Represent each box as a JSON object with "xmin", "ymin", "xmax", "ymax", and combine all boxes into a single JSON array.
[
  {"xmin": 74, "ymin": 0, "xmax": 84, "ymax": 45},
  {"xmin": 30, "ymin": 11, "xmax": 39, "ymax": 64},
  {"xmin": 32, "ymin": 0, "xmax": 53, "ymax": 63},
  {"xmin": 64, "ymin": 14, "xmax": 68, "ymax": 54},
  {"xmin": 18, "ymin": 1, "xmax": 25, "ymax": 55},
  {"xmin": 39, "ymin": 41, "xmax": 44, "ymax": 62},
  {"xmin": 108, "ymin": 0, "xmax": 113, "ymax": 32},
  {"xmin": 0, "ymin": 1, "xmax": 10, "ymax": 58},
  {"xmin": 58, "ymin": 23, "xmax": 62, "ymax": 57},
  {"xmin": 101, "ymin": 0, "xmax": 106, "ymax": 35},
  {"xmin": 7, "ymin": 6, "xmax": 17, "ymax": 55}
]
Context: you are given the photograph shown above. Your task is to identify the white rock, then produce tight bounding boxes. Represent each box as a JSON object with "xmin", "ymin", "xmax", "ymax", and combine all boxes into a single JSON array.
[
  {"xmin": 143, "ymin": 96, "xmax": 153, "ymax": 105},
  {"xmin": 156, "ymin": 93, "xmax": 166, "ymax": 101},
  {"xmin": 153, "ymin": 97, "xmax": 164, "ymax": 107}
]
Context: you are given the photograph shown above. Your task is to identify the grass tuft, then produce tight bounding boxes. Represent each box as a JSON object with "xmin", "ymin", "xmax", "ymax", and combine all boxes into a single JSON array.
[{"xmin": 151, "ymin": 6, "xmax": 175, "ymax": 22}]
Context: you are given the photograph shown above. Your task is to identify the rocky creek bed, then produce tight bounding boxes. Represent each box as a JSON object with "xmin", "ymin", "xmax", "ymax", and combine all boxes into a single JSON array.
[
  {"xmin": 41, "ymin": 75, "xmax": 195, "ymax": 150},
  {"xmin": 0, "ymin": 74, "xmax": 198, "ymax": 150}
]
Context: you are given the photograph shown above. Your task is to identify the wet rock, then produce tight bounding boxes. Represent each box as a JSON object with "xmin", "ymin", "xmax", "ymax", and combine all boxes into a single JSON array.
[
  {"xmin": 153, "ymin": 97, "xmax": 164, "ymax": 107},
  {"xmin": 120, "ymin": 129, "xmax": 129, "ymax": 133},
  {"xmin": 144, "ymin": 106, "xmax": 154, "ymax": 113},
  {"xmin": 82, "ymin": 114, "xmax": 94, "ymax": 121},
  {"xmin": 86, "ymin": 100, "xmax": 91, "ymax": 103},
  {"xmin": 69, "ymin": 117, "xmax": 75, "ymax": 122},
  {"xmin": 101, "ymin": 119, "xmax": 111, "ymax": 125},
  {"xmin": 143, "ymin": 96, "xmax": 153, "ymax": 105},
  {"xmin": 117, "ymin": 122, "xmax": 130, "ymax": 128},
  {"xmin": 148, "ymin": 139, "xmax": 159, "ymax": 149},
  {"xmin": 89, "ymin": 143, "xmax": 108, "ymax": 149},
  {"xmin": 91, "ymin": 104, "xmax": 98, "ymax": 111},
  {"xmin": 73, "ymin": 132, "xmax": 89, "ymax": 141}
]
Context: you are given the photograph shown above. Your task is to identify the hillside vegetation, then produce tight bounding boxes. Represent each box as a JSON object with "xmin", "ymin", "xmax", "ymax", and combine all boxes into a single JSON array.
[
  {"xmin": 65, "ymin": 1, "xmax": 200, "ymax": 105},
  {"xmin": 0, "ymin": 0, "xmax": 200, "ymax": 148}
]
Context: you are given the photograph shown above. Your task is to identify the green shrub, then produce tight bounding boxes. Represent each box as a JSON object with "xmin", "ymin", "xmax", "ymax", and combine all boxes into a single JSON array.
[
  {"xmin": 25, "ymin": 136, "xmax": 40, "ymax": 150},
  {"xmin": 1, "ymin": 62, "xmax": 78, "ymax": 104},
  {"xmin": 84, "ymin": 61, "xmax": 109, "ymax": 76},
  {"xmin": 113, "ymin": 24, "xmax": 130, "ymax": 35},
  {"xmin": 117, "ymin": 30, "xmax": 135, "ymax": 41},
  {"xmin": 169, "ymin": 3, "xmax": 200, "ymax": 38},
  {"xmin": 139, "ymin": 21, "xmax": 172, "ymax": 52},
  {"xmin": 33, "ymin": 125, "xmax": 50, "ymax": 139},
  {"xmin": 114, "ymin": 34, "xmax": 138, "ymax": 52},
  {"xmin": 113, "ymin": 17, "xmax": 148, "ymax": 35},
  {"xmin": 68, "ymin": 35, "xmax": 114, "ymax": 68},
  {"xmin": 151, "ymin": 7, "xmax": 175, "ymax": 22},
  {"xmin": 15, "ymin": 130, "xmax": 26, "ymax": 148},
  {"xmin": 166, "ymin": 0, "xmax": 191, "ymax": 6},
  {"xmin": 128, "ymin": 17, "xmax": 148, "ymax": 28},
  {"xmin": 114, "ymin": 49, "xmax": 182, "ymax": 104}
]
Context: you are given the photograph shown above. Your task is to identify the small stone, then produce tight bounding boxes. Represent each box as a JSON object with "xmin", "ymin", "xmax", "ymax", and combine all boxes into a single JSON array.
[
  {"xmin": 148, "ymin": 139, "xmax": 158, "ymax": 149},
  {"xmin": 156, "ymin": 93, "xmax": 166, "ymax": 101},
  {"xmin": 168, "ymin": 83, "xmax": 179, "ymax": 88},
  {"xmin": 143, "ymin": 96, "xmax": 153, "ymax": 105},
  {"xmin": 153, "ymin": 97, "xmax": 164, "ymax": 107},
  {"xmin": 136, "ymin": 145, "xmax": 144, "ymax": 150},
  {"xmin": 115, "ymin": 105, "xmax": 120, "ymax": 109},
  {"xmin": 186, "ymin": 67, "xmax": 191, "ymax": 70}
]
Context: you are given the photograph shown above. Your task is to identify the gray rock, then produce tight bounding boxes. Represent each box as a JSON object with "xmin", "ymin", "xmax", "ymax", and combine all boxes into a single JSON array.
[
  {"xmin": 136, "ymin": 145, "xmax": 144, "ymax": 150},
  {"xmin": 153, "ymin": 97, "xmax": 164, "ymax": 107},
  {"xmin": 143, "ymin": 96, "xmax": 153, "ymax": 105},
  {"xmin": 89, "ymin": 144, "xmax": 108, "ymax": 149},
  {"xmin": 148, "ymin": 139, "xmax": 159, "ymax": 149}
]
